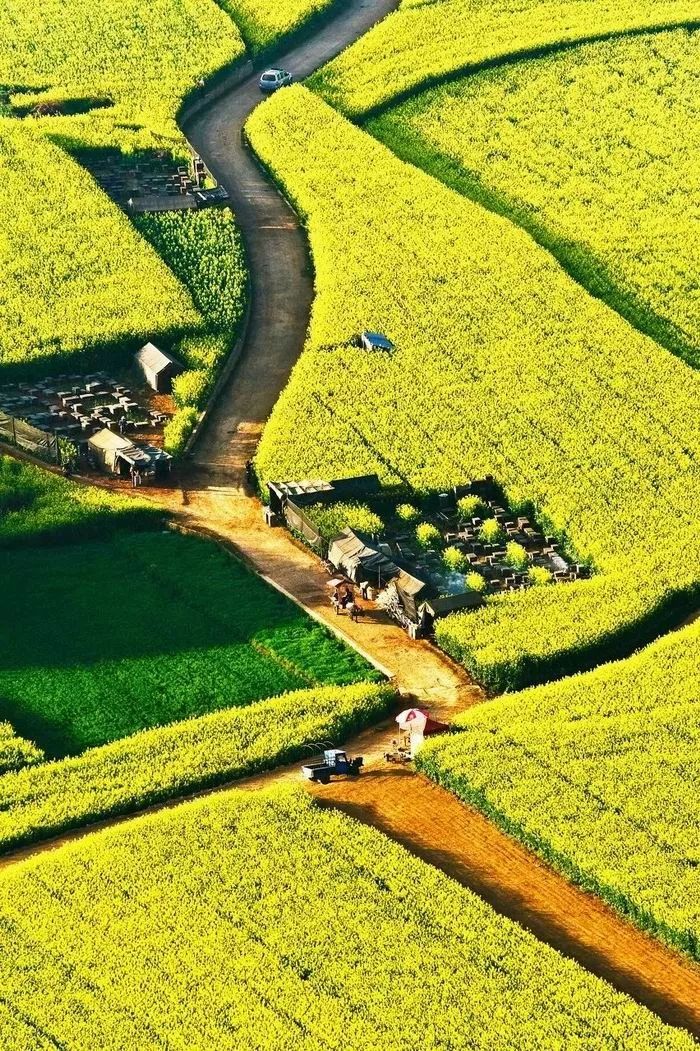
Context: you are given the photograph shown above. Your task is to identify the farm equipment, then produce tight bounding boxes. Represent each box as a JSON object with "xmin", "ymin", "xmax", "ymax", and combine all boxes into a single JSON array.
[
  {"xmin": 301, "ymin": 749, "xmax": 364, "ymax": 785},
  {"xmin": 384, "ymin": 739, "xmax": 412, "ymax": 764}
]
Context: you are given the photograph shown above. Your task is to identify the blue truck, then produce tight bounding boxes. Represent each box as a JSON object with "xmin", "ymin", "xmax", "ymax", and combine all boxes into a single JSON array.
[{"xmin": 301, "ymin": 749, "xmax": 364, "ymax": 785}]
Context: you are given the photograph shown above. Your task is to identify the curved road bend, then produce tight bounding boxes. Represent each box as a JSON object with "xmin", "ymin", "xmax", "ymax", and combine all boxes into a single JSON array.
[{"xmin": 184, "ymin": 0, "xmax": 399, "ymax": 479}]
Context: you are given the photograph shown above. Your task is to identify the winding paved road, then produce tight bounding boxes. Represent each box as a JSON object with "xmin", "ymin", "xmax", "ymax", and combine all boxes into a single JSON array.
[{"xmin": 183, "ymin": 0, "xmax": 399, "ymax": 477}]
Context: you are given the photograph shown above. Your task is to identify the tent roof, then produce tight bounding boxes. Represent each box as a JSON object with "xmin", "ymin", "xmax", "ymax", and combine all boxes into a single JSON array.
[
  {"xmin": 134, "ymin": 342, "xmax": 182, "ymax": 375},
  {"xmin": 328, "ymin": 529, "xmax": 399, "ymax": 579},
  {"xmin": 393, "ymin": 569, "xmax": 433, "ymax": 598},
  {"xmin": 88, "ymin": 428, "xmax": 152, "ymax": 465},
  {"xmin": 269, "ymin": 479, "xmax": 334, "ymax": 499},
  {"xmin": 361, "ymin": 331, "xmax": 394, "ymax": 351},
  {"xmin": 88, "ymin": 428, "xmax": 133, "ymax": 452}
]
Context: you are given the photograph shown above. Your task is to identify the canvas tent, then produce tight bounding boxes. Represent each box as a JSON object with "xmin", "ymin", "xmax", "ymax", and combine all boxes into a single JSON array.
[
  {"xmin": 327, "ymin": 529, "xmax": 399, "ymax": 584},
  {"xmin": 88, "ymin": 428, "xmax": 172, "ymax": 479},
  {"xmin": 88, "ymin": 429, "xmax": 151, "ymax": 475},
  {"xmin": 134, "ymin": 343, "xmax": 184, "ymax": 393},
  {"xmin": 419, "ymin": 592, "xmax": 484, "ymax": 625},
  {"xmin": 392, "ymin": 570, "xmax": 436, "ymax": 624}
]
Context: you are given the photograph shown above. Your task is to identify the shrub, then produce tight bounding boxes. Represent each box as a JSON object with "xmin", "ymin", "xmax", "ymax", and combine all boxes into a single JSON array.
[
  {"xmin": 529, "ymin": 566, "xmax": 553, "ymax": 586},
  {"xmin": 173, "ymin": 369, "xmax": 210, "ymax": 410},
  {"xmin": 443, "ymin": 546, "xmax": 468, "ymax": 573},
  {"xmin": 396, "ymin": 502, "xmax": 420, "ymax": 522},
  {"xmin": 466, "ymin": 571, "xmax": 486, "ymax": 593},
  {"xmin": 415, "ymin": 522, "xmax": 442, "ymax": 550},
  {"xmin": 479, "ymin": 519, "xmax": 504, "ymax": 546},
  {"xmin": 308, "ymin": 501, "xmax": 384, "ymax": 539},
  {"xmin": 163, "ymin": 406, "xmax": 199, "ymax": 456},
  {"xmin": 457, "ymin": 495, "xmax": 485, "ymax": 520},
  {"xmin": 506, "ymin": 541, "xmax": 529, "ymax": 570}
]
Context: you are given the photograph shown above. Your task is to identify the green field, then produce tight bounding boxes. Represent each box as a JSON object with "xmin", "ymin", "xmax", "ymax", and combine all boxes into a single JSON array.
[
  {"xmin": 371, "ymin": 28, "xmax": 700, "ymax": 368},
  {"xmin": 0, "ymin": 456, "xmax": 158, "ymax": 547},
  {"xmin": 247, "ymin": 86, "xmax": 700, "ymax": 689},
  {"xmin": 0, "ymin": 788, "xmax": 691, "ymax": 1050},
  {"xmin": 419, "ymin": 619, "xmax": 700, "ymax": 959},
  {"xmin": 1, "ymin": 530, "xmax": 376, "ymax": 756}
]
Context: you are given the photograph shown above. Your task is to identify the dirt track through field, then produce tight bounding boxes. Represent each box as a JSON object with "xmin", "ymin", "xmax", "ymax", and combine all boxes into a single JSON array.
[{"xmin": 310, "ymin": 766, "xmax": 700, "ymax": 1038}]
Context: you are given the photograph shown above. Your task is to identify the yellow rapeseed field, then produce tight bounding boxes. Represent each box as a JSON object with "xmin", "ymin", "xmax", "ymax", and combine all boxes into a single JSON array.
[
  {"xmin": 0, "ymin": 788, "xmax": 693, "ymax": 1048},
  {"xmin": 372, "ymin": 28, "xmax": 700, "ymax": 367},
  {"xmin": 420, "ymin": 619, "xmax": 700, "ymax": 959},
  {"xmin": 309, "ymin": 0, "xmax": 700, "ymax": 117},
  {"xmin": 247, "ymin": 86, "xmax": 700, "ymax": 688}
]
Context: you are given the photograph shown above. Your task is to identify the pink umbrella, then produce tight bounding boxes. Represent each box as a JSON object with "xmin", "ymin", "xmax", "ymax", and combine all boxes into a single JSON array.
[{"xmin": 395, "ymin": 708, "xmax": 449, "ymax": 736}]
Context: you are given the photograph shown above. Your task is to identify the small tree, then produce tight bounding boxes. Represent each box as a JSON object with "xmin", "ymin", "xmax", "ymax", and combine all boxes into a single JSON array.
[
  {"xmin": 396, "ymin": 503, "xmax": 420, "ymax": 523},
  {"xmin": 505, "ymin": 541, "xmax": 528, "ymax": 571},
  {"xmin": 415, "ymin": 522, "xmax": 442, "ymax": 550},
  {"xmin": 443, "ymin": 546, "xmax": 468, "ymax": 573},
  {"xmin": 466, "ymin": 571, "xmax": 487, "ymax": 593},
  {"xmin": 478, "ymin": 518, "xmax": 504, "ymax": 546},
  {"xmin": 457, "ymin": 495, "xmax": 485, "ymax": 520},
  {"xmin": 528, "ymin": 566, "xmax": 552, "ymax": 587}
]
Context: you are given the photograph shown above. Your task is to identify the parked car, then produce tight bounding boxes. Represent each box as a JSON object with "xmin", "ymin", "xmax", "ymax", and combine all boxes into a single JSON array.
[{"xmin": 259, "ymin": 68, "xmax": 293, "ymax": 93}]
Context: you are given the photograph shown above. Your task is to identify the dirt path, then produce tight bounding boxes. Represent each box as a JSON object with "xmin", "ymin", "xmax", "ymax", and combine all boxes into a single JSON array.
[
  {"xmin": 183, "ymin": 0, "xmax": 399, "ymax": 477},
  {"xmin": 309, "ymin": 766, "xmax": 700, "ymax": 1039}
]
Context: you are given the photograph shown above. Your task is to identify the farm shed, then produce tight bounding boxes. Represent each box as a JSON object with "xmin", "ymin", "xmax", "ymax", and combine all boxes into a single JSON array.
[
  {"xmin": 88, "ymin": 429, "xmax": 151, "ymax": 476},
  {"xmin": 393, "ymin": 570, "xmax": 437, "ymax": 624},
  {"xmin": 419, "ymin": 592, "xmax": 484, "ymax": 632},
  {"xmin": 134, "ymin": 343, "xmax": 184, "ymax": 393},
  {"xmin": 127, "ymin": 195, "xmax": 197, "ymax": 214},
  {"xmin": 328, "ymin": 529, "xmax": 399, "ymax": 584}
]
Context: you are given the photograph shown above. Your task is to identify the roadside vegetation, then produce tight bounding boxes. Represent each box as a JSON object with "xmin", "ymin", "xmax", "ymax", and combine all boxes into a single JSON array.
[
  {"xmin": 134, "ymin": 209, "xmax": 248, "ymax": 453},
  {"xmin": 220, "ymin": 0, "xmax": 339, "ymax": 54},
  {"xmin": 247, "ymin": 86, "xmax": 700, "ymax": 689},
  {"xmin": 419, "ymin": 620, "xmax": 700, "ymax": 960},
  {"xmin": 0, "ymin": 788, "xmax": 692, "ymax": 1050}
]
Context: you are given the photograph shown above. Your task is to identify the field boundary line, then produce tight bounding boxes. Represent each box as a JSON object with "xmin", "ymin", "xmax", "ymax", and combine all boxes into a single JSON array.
[{"xmin": 357, "ymin": 17, "xmax": 700, "ymax": 122}]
